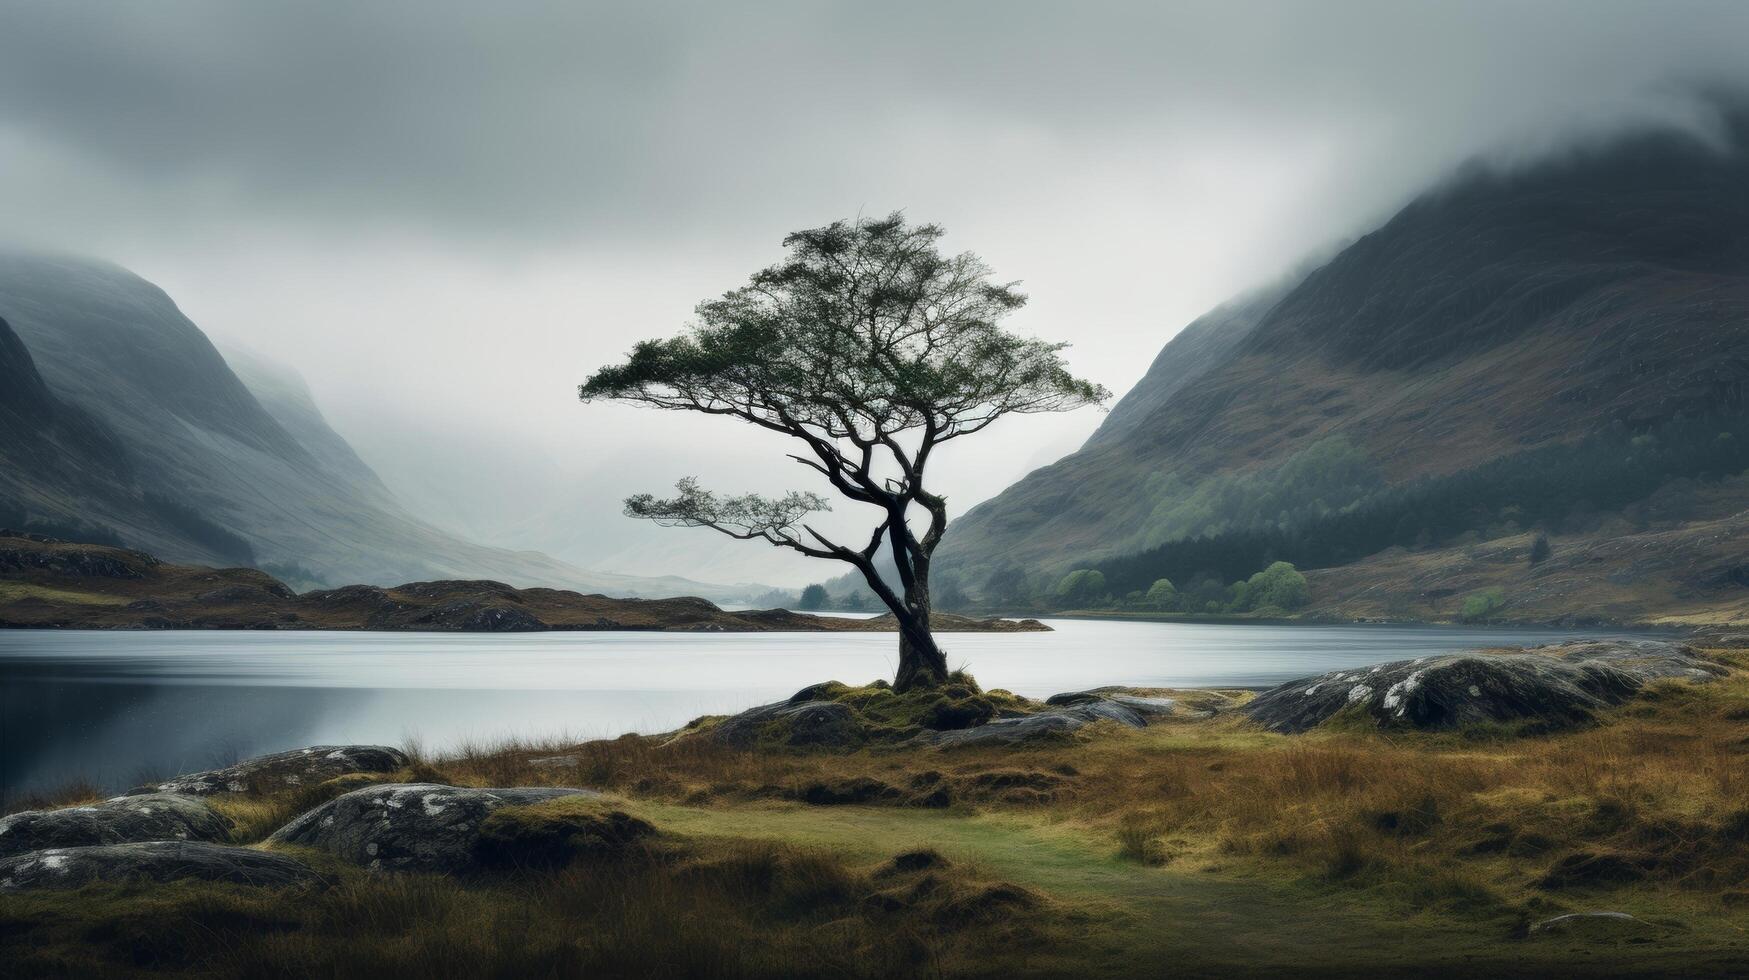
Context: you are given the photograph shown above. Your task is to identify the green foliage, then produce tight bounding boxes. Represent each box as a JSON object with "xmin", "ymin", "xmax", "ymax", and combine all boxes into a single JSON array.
[
  {"xmin": 797, "ymin": 584, "xmax": 829, "ymax": 611},
  {"xmin": 1053, "ymin": 569, "xmax": 1107, "ymax": 606},
  {"xmin": 1144, "ymin": 578, "xmax": 1177, "ymax": 603},
  {"xmin": 1458, "ymin": 587, "xmax": 1506, "ymax": 622},
  {"xmin": 1100, "ymin": 412, "xmax": 1749, "ymax": 594},
  {"xmin": 1238, "ymin": 561, "xmax": 1310, "ymax": 612},
  {"xmin": 1130, "ymin": 436, "xmax": 1383, "ymax": 555},
  {"xmin": 578, "ymin": 214, "xmax": 1108, "ymax": 689}
]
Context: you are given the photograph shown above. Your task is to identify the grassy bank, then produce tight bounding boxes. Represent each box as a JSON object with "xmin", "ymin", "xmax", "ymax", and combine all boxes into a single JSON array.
[{"xmin": 5, "ymin": 647, "xmax": 1749, "ymax": 977}]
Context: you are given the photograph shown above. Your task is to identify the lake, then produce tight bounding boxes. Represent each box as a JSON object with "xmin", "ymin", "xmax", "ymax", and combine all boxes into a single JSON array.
[{"xmin": 0, "ymin": 620, "xmax": 1640, "ymax": 797}]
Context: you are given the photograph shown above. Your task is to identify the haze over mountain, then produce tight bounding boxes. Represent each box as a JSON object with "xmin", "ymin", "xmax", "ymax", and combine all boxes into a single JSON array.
[
  {"xmin": 940, "ymin": 114, "xmax": 1749, "ymax": 614},
  {"xmin": 6, "ymin": 4, "xmax": 1749, "ymax": 589},
  {"xmin": 0, "ymin": 252, "xmax": 755, "ymax": 600}
]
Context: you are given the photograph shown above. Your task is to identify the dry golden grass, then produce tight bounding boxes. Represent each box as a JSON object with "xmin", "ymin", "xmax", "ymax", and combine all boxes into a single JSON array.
[
  {"xmin": 8, "ymin": 651, "xmax": 1749, "ymax": 976},
  {"xmin": 1, "ymin": 823, "xmax": 1073, "ymax": 978},
  {"xmin": 1, "ymin": 778, "xmax": 104, "ymax": 817},
  {"xmin": 415, "ymin": 649, "xmax": 1749, "ymax": 918}
]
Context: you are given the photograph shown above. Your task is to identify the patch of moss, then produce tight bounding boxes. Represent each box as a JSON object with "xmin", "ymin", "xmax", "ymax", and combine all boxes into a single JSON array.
[
  {"xmin": 788, "ymin": 674, "xmax": 1042, "ymax": 742},
  {"xmin": 475, "ymin": 796, "xmax": 659, "ymax": 870}
]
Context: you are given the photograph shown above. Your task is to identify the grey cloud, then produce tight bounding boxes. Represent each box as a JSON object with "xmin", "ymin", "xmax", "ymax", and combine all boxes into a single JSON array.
[
  {"xmin": 5, "ymin": 2, "xmax": 1749, "ymax": 586},
  {"xmin": 4, "ymin": 1, "xmax": 1748, "ymax": 246}
]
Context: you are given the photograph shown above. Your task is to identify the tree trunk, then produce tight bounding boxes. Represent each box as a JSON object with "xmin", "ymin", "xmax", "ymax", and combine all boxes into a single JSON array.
[{"xmin": 891, "ymin": 580, "xmax": 948, "ymax": 691}]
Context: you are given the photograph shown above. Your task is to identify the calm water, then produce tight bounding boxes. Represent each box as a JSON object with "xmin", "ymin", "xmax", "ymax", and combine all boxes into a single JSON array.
[{"xmin": 0, "ymin": 620, "xmax": 1638, "ymax": 797}]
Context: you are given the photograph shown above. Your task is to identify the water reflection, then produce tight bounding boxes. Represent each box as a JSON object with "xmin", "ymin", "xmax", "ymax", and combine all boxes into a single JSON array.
[{"xmin": 1, "ymin": 621, "xmax": 1637, "ymax": 798}]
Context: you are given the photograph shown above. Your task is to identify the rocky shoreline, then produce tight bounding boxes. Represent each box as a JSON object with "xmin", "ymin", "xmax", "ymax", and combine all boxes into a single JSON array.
[{"xmin": 3, "ymin": 638, "xmax": 1729, "ymax": 894}]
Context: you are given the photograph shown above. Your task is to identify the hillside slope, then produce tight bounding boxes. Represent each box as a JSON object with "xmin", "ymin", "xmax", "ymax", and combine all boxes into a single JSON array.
[
  {"xmin": 943, "ymin": 118, "xmax": 1749, "ymax": 599},
  {"xmin": 0, "ymin": 253, "xmax": 743, "ymax": 599}
]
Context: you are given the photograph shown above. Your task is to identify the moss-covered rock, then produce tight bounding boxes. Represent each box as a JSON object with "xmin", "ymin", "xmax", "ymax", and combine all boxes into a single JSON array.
[{"xmin": 475, "ymin": 797, "xmax": 658, "ymax": 870}]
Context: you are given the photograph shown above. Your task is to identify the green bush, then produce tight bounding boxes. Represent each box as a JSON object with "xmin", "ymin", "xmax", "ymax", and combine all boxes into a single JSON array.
[
  {"xmin": 1053, "ymin": 569, "xmax": 1107, "ymax": 606},
  {"xmin": 1458, "ymin": 587, "xmax": 1505, "ymax": 622},
  {"xmin": 797, "ymin": 584, "xmax": 829, "ymax": 610},
  {"xmin": 1240, "ymin": 561, "xmax": 1309, "ymax": 611},
  {"xmin": 1144, "ymin": 578, "xmax": 1177, "ymax": 605}
]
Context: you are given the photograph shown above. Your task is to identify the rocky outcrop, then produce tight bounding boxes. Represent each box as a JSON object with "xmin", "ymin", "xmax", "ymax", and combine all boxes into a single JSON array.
[
  {"xmin": 1045, "ymin": 689, "xmax": 1184, "ymax": 718},
  {"xmin": 1247, "ymin": 639, "xmax": 1724, "ymax": 734},
  {"xmin": 917, "ymin": 699, "xmax": 1150, "ymax": 747},
  {"xmin": 708, "ymin": 700, "xmax": 868, "ymax": 749},
  {"xmin": 267, "ymin": 783, "xmax": 599, "ymax": 872},
  {"xmin": 704, "ymin": 683, "xmax": 1218, "ymax": 752},
  {"xmin": 130, "ymin": 744, "xmax": 410, "ymax": 796},
  {"xmin": 0, "ymin": 793, "xmax": 232, "ymax": 858},
  {"xmin": 0, "ymin": 841, "xmax": 321, "ymax": 891}
]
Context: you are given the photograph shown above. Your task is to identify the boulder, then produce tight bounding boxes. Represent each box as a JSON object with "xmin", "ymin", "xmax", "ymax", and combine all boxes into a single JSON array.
[
  {"xmin": 1247, "ymin": 639, "xmax": 1723, "ymax": 734},
  {"xmin": 0, "ymin": 841, "xmax": 321, "ymax": 891},
  {"xmin": 267, "ymin": 783, "xmax": 599, "ymax": 872},
  {"xmin": 708, "ymin": 700, "xmax": 867, "ymax": 749},
  {"xmin": 1046, "ymin": 688, "xmax": 1184, "ymax": 718},
  {"xmin": 131, "ymin": 744, "xmax": 410, "ymax": 796},
  {"xmin": 919, "ymin": 699, "xmax": 1149, "ymax": 747},
  {"xmin": 0, "ymin": 793, "xmax": 232, "ymax": 858}
]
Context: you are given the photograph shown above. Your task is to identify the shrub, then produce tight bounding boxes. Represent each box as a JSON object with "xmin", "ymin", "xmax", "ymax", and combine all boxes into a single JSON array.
[
  {"xmin": 1529, "ymin": 532, "xmax": 1552, "ymax": 565},
  {"xmin": 1240, "ymin": 561, "xmax": 1309, "ymax": 611},
  {"xmin": 1144, "ymin": 578, "xmax": 1177, "ymax": 607},
  {"xmin": 1053, "ymin": 568, "xmax": 1107, "ymax": 606},
  {"xmin": 797, "ymin": 584, "xmax": 829, "ymax": 610},
  {"xmin": 1458, "ymin": 587, "xmax": 1505, "ymax": 622}
]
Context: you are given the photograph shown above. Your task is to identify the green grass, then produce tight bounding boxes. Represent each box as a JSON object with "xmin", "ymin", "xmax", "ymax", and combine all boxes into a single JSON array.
[{"xmin": 0, "ymin": 581, "xmax": 127, "ymax": 605}]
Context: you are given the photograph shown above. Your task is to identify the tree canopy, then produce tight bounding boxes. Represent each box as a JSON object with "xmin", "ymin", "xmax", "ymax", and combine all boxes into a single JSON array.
[{"xmin": 580, "ymin": 213, "xmax": 1105, "ymax": 689}]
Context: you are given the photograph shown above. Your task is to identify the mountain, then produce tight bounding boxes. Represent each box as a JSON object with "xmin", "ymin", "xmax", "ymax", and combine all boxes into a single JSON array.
[
  {"xmin": 0, "ymin": 252, "xmax": 750, "ymax": 600},
  {"xmin": 942, "ymin": 116, "xmax": 1749, "ymax": 615}
]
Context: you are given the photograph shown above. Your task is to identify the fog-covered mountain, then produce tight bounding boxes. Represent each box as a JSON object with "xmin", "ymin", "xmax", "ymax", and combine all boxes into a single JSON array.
[
  {"xmin": 0, "ymin": 252, "xmax": 752, "ymax": 599},
  {"xmin": 942, "ymin": 117, "xmax": 1749, "ymax": 598}
]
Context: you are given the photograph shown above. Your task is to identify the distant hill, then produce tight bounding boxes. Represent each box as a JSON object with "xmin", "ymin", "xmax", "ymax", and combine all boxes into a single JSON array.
[
  {"xmin": 942, "ymin": 115, "xmax": 1749, "ymax": 616},
  {"xmin": 0, "ymin": 530, "xmax": 1046, "ymax": 633},
  {"xmin": 0, "ymin": 252, "xmax": 749, "ymax": 600}
]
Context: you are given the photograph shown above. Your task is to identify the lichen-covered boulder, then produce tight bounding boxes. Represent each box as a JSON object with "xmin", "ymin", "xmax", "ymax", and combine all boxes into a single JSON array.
[
  {"xmin": 131, "ymin": 744, "xmax": 410, "ymax": 796},
  {"xmin": 708, "ymin": 700, "xmax": 867, "ymax": 749},
  {"xmin": 1247, "ymin": 639, "xmax": 1723, "ymax": 734},
  {"xmin": 267, "ymin": 783, "xmax": 599, "ymax": 872},
  {"xmin": 0, "ymin": 793, "xmax": 232, "ymax": 858},
  {"xmin": 0, "ymin": 841, "xmax": 321, "ymax": 891}
]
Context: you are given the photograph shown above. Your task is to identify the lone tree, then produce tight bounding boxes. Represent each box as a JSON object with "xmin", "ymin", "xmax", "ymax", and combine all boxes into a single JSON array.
[
  {"xmin": 579, "ymin": 214, "xmax": 1105, "ymax": 691},
  {"xmin": 797, "ymin": 584, "xmax": 829, "ymax": 611}
]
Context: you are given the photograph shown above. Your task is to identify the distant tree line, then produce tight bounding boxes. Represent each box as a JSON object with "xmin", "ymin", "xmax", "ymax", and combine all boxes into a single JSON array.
[
  {"xmin": 1049, "ymin": 560, "xmax": 1310, "ymax": 615},
  {"xmin": 1094, "ymin": 413, "xmax": 1748, "ymax": 595}
]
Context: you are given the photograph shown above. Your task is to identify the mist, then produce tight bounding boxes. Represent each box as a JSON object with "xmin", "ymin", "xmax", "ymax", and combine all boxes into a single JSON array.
[{"xmin": 4, "ymin": 0, "xmax": 1747, "ymax": 585}]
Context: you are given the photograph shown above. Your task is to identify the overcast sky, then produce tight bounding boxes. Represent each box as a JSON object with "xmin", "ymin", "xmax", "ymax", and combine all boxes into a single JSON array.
[{"xmin": 4, "ymin": 1, "xmax": 1747, "ymax": 586}]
